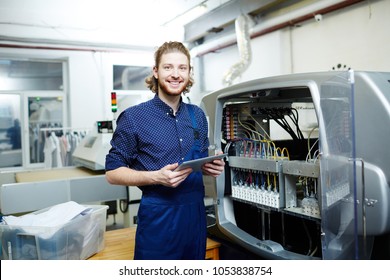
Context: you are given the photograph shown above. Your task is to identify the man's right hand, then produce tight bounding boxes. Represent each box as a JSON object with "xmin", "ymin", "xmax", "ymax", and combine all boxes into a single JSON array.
[{"xmin": 157, "ymin": 163, "xmax": 193, "ymax": 188}]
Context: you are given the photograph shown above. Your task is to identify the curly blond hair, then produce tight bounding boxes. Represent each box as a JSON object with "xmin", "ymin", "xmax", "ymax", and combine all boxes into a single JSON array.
[{"xmin": 145, "ymin": 41, "xmax": 194, "ymax": 94}]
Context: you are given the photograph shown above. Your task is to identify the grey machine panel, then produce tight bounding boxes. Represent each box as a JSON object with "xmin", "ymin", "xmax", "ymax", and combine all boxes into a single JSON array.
[{"xmin": 200, "ymin": 71, "xmax": 390, "ymax": 259}]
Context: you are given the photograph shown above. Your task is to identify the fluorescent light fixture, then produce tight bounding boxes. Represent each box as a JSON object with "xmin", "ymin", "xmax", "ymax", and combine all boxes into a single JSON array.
[{"xmin": 163, "ymin": 2, "xmax": 208, "ymax": 28}]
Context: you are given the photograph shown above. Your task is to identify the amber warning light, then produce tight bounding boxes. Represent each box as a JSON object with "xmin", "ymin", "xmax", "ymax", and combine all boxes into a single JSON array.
[{"xmin": 111, "ymin": 92, "xmax": 117, "ymax": 113}]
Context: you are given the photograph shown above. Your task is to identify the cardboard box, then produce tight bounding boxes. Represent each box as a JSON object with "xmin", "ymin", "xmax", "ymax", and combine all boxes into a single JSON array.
[{"xmin": 0, "ymin": 204, "xmax": 108, "ymax": 260}]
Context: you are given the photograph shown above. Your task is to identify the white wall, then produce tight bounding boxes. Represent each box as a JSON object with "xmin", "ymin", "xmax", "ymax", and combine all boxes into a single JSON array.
[
  {"xmin": 290, "ymin": 0, "xmax": 390, "ymax": 73},
  {"xmin": 1, "ymin": 1, "xmax": 389, "ymax": 126},
  {"xmin": 188, "ymin": 30, "xmax": 287, "ymax": 105},
  {"xmin": 0, "ymin": 47, "xmax": 154, "ymax": 130},
  {"xmin": 202, "ymin": 31, "xmax": 285, "ymax": 92},
  {"xmin": 196, "ymin": 0, "xmax": 390, "ymax": 95}
]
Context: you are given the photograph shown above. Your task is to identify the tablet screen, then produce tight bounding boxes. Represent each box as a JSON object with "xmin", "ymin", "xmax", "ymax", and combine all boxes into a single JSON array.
[{"xmin": 174, "ymin": 153, "xmax": 228, "ymax": 171}]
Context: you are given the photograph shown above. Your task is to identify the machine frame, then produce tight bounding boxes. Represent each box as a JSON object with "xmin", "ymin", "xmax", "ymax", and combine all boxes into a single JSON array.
[{"xmin": 201, "ymin": 71, "xmax": 390, "ymax": 259}]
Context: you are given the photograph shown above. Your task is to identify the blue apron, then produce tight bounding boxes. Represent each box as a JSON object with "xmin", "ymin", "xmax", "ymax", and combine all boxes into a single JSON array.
[{"xmin": 134, "ymin": 106, "xmax": 207, "ymax": 260}]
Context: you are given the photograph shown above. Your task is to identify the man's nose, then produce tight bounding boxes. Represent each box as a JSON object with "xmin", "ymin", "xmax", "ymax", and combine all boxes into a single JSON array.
[{"xmin": 171, "ymin": 68, "xmax": 179, "ymax": 77}]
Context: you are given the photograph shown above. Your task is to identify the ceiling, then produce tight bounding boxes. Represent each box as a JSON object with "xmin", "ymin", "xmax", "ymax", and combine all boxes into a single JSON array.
[
  {"xmin": 0, "ymin": 0, "xmax": 234, "ymax": 49},
  {"xmin": 1, "ymin": 0, "xmax": 354, "ymax": 50},
  {"xmin": 0, "ymin": 0, "xmax": 215, "ymax": 28}
]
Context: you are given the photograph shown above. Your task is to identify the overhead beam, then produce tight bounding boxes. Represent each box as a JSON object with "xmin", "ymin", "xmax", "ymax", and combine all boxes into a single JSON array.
[{"xmin": 184, "ymin": 0, "xmax": 286, "ymax": 43}]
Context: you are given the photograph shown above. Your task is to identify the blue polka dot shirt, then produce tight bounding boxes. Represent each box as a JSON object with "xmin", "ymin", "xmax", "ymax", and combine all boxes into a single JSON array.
[{"xmin": 105, "ymin": 94, "xmax": 209, "ymax": 174}]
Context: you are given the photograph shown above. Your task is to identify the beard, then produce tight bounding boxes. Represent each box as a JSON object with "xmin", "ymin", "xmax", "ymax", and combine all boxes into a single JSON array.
[{"xmin": 158, "ymin": 78, "xmax": 189, "ymax": 96}]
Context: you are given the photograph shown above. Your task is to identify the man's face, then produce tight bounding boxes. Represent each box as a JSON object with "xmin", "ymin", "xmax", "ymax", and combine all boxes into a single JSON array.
[{"xmin": 153, "ymin": 52, "xmax": 190, "ymax": 96}]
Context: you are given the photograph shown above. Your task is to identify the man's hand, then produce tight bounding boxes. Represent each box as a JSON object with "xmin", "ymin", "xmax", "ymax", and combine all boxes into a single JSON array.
[
  {"xmin": 157, "ymin": 163, "xmax": 193, "ymax": 188},
  {"xmin": 201, "ymin": 152, "xmax": 225, "ymax": 177}
]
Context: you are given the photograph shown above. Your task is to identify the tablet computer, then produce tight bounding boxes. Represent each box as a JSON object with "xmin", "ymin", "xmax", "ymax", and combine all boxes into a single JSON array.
[{"xmin": 174, "ymin": 153, "xmax": 228, "ymax": 171}]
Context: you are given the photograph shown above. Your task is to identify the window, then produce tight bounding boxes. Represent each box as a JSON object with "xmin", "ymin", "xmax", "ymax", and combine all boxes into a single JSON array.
[
  {"xmin": 0, "ymin": 58, "xmax": 66, "ymax": 169},
  {"xmin": 28, "ymin": 96, "xmax": 64, "ymax": 165},
  {"xmin": 0, "ymin": 94, "xmax": 22, "ymax": 167},
  {"xmin": 113, "ymin": 65, "xmax": 150, "ymax": 90}
]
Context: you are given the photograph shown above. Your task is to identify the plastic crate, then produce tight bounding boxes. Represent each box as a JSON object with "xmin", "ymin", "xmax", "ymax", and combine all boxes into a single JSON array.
[{"xmin": 0, "ymin": 204, "xmax": 108, "ymax": 260}]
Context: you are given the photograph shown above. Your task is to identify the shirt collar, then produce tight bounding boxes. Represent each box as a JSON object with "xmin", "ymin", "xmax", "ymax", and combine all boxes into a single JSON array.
[{"xmin": 152, "ymin": 94, "xmax": 183, "ymax": 116}]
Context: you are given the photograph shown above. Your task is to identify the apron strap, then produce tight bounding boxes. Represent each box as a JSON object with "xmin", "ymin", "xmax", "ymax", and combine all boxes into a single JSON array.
[{"xmin": 187, "ymin": 105, "xmax": 200, "ymax": 140}]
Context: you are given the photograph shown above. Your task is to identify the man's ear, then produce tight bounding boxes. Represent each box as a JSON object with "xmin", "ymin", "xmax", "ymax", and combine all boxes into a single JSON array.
[{"xmin": 153, "ymin": 66, "xmax": 158, "ymax": 79}]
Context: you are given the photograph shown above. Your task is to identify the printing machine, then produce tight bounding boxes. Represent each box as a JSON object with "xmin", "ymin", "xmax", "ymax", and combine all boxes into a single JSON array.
[
  {"xmin": 200, "ymin": 71, "xmax": 390, "ymax": 259},
  {"xmin": 72, "ymin": 120, "xmax": 114, "ymax": 171}
]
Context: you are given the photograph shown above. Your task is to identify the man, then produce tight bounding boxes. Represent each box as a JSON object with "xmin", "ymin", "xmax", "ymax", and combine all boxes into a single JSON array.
[
  {"xmin": 105, "ymin": 41, "xmax": 225, "ymax": 260},
  {"xmin": 7, "ymin": 119, "xmax": 21, "ymax": 149}
]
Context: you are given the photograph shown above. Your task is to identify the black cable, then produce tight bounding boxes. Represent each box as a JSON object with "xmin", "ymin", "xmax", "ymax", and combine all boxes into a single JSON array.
[
  {"xmin": 290, "ymin": 108, "xmax": 305, "ymax": 139},
  {"xmin": 301, "ymin": 218, "xmax": 313, "ymax": 256},
  {"xmin": 270, "ymin": 113, "xmax": 299, "ymax": 140}
]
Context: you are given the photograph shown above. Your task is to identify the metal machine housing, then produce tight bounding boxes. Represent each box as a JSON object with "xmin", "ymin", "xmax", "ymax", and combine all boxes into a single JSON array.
[{"xmin": 200, "ymin": 71, "xmax": 390, "ymax": 259}]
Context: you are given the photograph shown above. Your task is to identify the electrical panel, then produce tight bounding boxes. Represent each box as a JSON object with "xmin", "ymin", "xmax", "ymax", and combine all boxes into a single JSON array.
[{"xmin": 201, "ymin": 71, "xmax": 390, "ymax": 259}]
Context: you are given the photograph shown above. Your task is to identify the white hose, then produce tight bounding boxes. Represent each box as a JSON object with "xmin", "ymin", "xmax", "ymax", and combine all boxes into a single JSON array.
[{"xmin": 222, "ymin": 13, "xmax": 254, "ymax": 86}]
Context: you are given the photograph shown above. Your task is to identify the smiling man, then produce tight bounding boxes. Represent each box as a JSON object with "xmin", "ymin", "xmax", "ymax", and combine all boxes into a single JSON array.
[{"xmin": 105, "ymin": 41, "xmax": 225, "ymax": 260}]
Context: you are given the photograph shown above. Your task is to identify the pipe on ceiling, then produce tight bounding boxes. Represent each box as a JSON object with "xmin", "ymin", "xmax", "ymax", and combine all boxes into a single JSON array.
[
  {"xmin": 0, "ymin": 0, "xmax": 364, "ymax": 54},
  {"xmin": 191, "ymin": 0, "xmax": 364, "ymax": 57},
  {"xmin": 0, "ymin": 39, "xmax": 155, "ymax": 53}
]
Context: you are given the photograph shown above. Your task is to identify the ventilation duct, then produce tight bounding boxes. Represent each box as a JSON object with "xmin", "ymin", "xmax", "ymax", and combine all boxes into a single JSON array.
[{"xmin": 222, "ymin": 13, "xmax": 254, "ymax": 86}]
